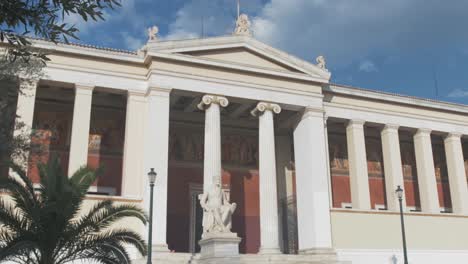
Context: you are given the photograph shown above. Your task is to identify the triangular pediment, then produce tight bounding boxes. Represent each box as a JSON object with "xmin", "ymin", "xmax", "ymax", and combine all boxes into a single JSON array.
[
  {"xmin": 181, "ymin": 47, "xmax": 301, "ymax": 73},
  {"xmin": 145, "ymin": 36, "xmax": 331, "ymax": 82}
]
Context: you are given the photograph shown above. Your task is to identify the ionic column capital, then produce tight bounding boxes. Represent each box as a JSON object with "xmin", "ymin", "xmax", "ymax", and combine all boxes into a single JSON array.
[
  {"xmin": 251, "ymin": 102, "xmax": 281, "ymax": 117},
  {"xmin": 197, "ymin": 94, "xmax": 229, "ymax": 110}
]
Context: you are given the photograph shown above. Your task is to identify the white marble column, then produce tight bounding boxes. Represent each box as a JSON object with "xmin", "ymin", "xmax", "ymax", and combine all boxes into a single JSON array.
[
  {"xmin": 444, "ymin": 133, "xmax": 468, "ymax": 215},
  {"xmin": 413, "ymin": 129, "xmax": 440, "ymax": 214},
  {"xmin": 381, "ymin": 124, "xmax": 406, "ymax": 211},
  {"xmin": 293, "ymin": 107, "xmax": 334, "ymax": 254},
  {"xmin": 122, "ymin": 90, "xmax": 147, "ymax": 199},
  {"xmin": 12, "ymin": 79, "xmax": 38, "ymax": 169},
  {"xmin": 145, "ymin": 86, "xmax": 171, "ymax": 252},
  {"xmin": 68, "ymin": 84, "xmax": 94, "ymax": 176},
  {"xmin": 251, "ymin": 102, "xmax": 281, "ymax": 254},
  {"xmin": 197, "ymin": 95, "xmax": 229, "ymax": 191},
  {"xmin": 346, "ymin": 119, "xmax": 371, "ymax": 210}
]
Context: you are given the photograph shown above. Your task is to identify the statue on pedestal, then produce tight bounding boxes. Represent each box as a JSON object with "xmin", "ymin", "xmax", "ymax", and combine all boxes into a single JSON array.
[
  {"xmin": 199, "ymin": 183, "xmax": 237, "ymax": 235},
  {"xmin": 233, "ymin": 14, "xmax": 252, "ymax": 36}
]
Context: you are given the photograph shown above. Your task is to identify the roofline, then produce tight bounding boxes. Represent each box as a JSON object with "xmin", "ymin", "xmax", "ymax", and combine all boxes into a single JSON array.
[{"xmin": 327, "ymin": 83, "xmax": 468, "ymax": 115}]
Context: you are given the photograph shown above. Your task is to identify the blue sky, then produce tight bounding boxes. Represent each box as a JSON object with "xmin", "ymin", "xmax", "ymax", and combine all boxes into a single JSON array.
[{"xmin": 68, "ymin": 0, "xmax": 468, "ymax": 104}]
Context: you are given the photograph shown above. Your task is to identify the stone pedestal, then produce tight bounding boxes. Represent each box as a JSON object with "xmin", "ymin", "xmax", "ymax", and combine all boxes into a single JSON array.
[{"xmin": 199, "ymin": 232, "xmax": 242, "ymax": 260}]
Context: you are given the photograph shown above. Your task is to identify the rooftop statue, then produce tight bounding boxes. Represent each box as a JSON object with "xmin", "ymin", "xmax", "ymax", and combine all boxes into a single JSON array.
[
  {"xmin": 199, "ymin": 182, "xmax": 237, "ymax": 235},
  {"xmin": 234, "ymin": 14, "xmax": 252, "ymax": 36},
  {"xmin": 147, "ymin": 26, "xmax": 159, "ymax": 41},
  {"xmin": 316, "ymin": 55, "xmax": 328, "ymax": 71}
]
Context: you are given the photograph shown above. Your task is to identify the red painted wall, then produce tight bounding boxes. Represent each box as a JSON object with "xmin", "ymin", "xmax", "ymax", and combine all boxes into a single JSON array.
[{"xmin": 166, "ymin": 165, "xmax": 260, "ymax": 254}]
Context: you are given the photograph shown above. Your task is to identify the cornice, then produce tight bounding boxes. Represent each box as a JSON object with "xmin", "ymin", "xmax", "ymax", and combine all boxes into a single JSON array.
[
  {"xmin": 149, "ymin": 69, "xmax": 324, "ymax": 99},
  {"xmin": 327, "ymin": 84, "xmax": 468, "ymax": 116},
  {"xmin": 324, "ymin": 102, "xmax": 468, "ymax": 128}
]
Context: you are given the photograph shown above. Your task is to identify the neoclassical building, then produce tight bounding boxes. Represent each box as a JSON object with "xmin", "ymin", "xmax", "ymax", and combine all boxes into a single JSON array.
[{"xmin": 5, "ymin": 18, "xmax": 468, "ymax": 264}]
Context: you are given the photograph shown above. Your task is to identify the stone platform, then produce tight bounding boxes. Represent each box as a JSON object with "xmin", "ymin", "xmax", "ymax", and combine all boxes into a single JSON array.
[{"xmin": 137, "ymin": 252, "xmax": 352, "ymax": 264}]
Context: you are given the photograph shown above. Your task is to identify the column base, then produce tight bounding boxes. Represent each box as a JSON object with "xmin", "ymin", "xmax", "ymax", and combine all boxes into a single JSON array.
[
  {"xmin": 151, "ymin": 243, "xmax": 170, "ymax": 253},
  {"xmin": 258, "ymin": 247, "xmax": 282, "ymax": 255}
]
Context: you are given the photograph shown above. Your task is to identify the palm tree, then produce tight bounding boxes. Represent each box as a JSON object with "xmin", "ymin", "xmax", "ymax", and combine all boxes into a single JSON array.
[{"xmin": 0, "ymin": 157, "xmax": 148, "ymax": 264}]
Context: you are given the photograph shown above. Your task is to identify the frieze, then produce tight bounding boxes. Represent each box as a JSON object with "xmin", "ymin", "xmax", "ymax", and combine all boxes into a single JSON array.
[{"xmin": 169, "ymin": 132, "xmax": 258, "ymax": 166}]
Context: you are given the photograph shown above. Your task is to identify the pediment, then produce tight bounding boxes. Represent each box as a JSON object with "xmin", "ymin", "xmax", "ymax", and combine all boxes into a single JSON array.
[
  {"xmin": 145, "ymin": 36, "xmax": 331, "ymax": 82},
  {"xmin": 181, "ymin": 47, "xmax": 300, "ymax": 73}
]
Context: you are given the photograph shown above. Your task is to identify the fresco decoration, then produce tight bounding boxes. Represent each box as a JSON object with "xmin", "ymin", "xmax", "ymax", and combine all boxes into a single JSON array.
[
  {"xmin": 328, "ymin": 133, "xmax": 349, "ymax": 176},
  {"xmin": 400, "ymin": 141, "xmax": 418, "ymax": 180},
  {"xmin": 365, "ymin": 137, "xmax": 384, "ymax": 178},
  {"xmin": 31, "ymin": 111, "xmax": 72, "ymax": 152},
  {"xmin": 88, "ymin": 108, "xmax": 126, "ymax": 155},
  {"xmin": 432, "ymin": 143, "xmax": 449, "ymax": 182},
  {"xmin": 168, "ymin": 132, "xmax": 259, "ymax": 166}
]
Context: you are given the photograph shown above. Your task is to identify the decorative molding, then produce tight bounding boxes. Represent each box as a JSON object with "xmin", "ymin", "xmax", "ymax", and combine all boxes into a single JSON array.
[
  {"xmin": 446, "ymin": 132, "xmax": 463, "ymax": 140},
  {"xmin": 331, "ymin": 208, "xmax": 468, "ymax": 218},
  {"xmin": 383, "ymin": 124, "xmax": 400, "ymax": 131},
  {"xmin": 251, "ymin": 102, "xmax": 281, "ymax": 116},
  {"xmin": 197, "ymin": 94, "xmax": 229, "ymax": 110},
  {"xmin": 347, "ymin": 119, "xmax": 365, "ymax": 127},
  {"xmin": 148, "ymin": 51, "xmax": 326, "ymax": 83},
  {"xmin": 145, "ymin": 86, "xmax": 172, "ymax": 97}
]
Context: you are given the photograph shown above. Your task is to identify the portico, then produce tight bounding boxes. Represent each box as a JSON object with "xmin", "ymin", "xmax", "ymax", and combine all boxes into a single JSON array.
[{"xmin": 7, "ymin": 14, "xmax": 468, "ymax": 264}]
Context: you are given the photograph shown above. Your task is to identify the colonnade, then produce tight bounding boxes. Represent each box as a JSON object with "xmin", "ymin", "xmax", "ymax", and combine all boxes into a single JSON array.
[
  {"xmin": 13, "ymin": 81, "xmax": 468, "ymax": 255},
  {"xmin": 342, "ymin": 120, "xmax": 468, "ymax": 215}
]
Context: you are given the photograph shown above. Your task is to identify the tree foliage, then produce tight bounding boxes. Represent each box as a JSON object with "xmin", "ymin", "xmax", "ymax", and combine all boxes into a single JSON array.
[
  {"xmin": 0, "ymin": 157, "xmax": 147, "ymax": 264},
  {"xmin": 0, "ymin": 0, "xmax": 121, "ymax": 62},
  {"xmin": 0, "ymin": 0, "xmax": 120, "ymax": 174}
]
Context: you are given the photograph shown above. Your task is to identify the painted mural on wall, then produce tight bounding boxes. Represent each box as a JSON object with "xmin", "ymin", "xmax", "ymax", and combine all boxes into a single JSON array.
[
  {"xmin": 88, "ymin": 108, "xmax": 125, "ymax": 155},
  {"xmin": 32, "ymin": 110, "xmax": 71, "ymax": 152},
  {"xmin": 328, "ymin": 133, "xmax": 349, "ymax": 175},
  {"xmin": 365, "ymin": 137, "xmax": 384, "ymax": 178},
  {"xmin": 169, "ymin": 131, "xmax": 259, "ymax": 166},
  {"xmin": 432, "ymin": 143, "xmax": 449, "ymax": 182},
  {"xmin": 400, "ymin": 141, "xmax": 418, "ymax": 180}
]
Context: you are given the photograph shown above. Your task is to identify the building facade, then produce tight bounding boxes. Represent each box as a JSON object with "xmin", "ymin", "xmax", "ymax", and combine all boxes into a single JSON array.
[{"xmin": 4, "ymin": 27, "xmax": 468, "ymax": 264}]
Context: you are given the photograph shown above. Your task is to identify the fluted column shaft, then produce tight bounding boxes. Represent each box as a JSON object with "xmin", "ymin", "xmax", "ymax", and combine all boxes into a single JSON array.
[
  {"xmin": 68, "ymin": 84, "xmax": 94, "ymax": 176},
  {"xmin": 252, "ymin": 102, "xmax": 281, "ymax": 254},
  {"xmin": 444, "ymin": 133, "xmax": 468, "ymax": 214},
  {"xmin": 346, "ymin": 120, "xmax": 371, "ymax": 210},
  {"xmin": 381, "ymin": 124, "xmax": 406, "ymax": 211},
  {"xmin": 413, "ymin": 129, "xmax": 440, "ymax": 213},
  {"xmin": 198, "ymin": 95, "xmax": 229, "ymax": 191}
]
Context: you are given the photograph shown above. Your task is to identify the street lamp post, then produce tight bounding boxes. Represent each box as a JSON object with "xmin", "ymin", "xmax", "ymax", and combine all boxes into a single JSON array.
[
  {"xmin": 396, "ymin": 185, "xmax": 409, "ymax": 264},
  {"xmin": 147, "ymin": 168, "xmax": 157, "ymax": 264}
]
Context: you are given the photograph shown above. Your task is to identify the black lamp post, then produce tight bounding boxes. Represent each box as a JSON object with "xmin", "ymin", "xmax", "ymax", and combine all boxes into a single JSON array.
[
  {"xmin": 147, "ymin": 168, "xmax": 157, "ymax": 264},
  {"xmin": 396, "ymin": 185, "xmax": 409, "ymax": 264}
]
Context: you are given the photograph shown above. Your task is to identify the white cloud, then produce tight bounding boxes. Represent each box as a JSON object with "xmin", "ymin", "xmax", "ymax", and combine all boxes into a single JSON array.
[
  {"xmin": 164, "ymin": 0, "xmax": 264, "ymax": 40},
  {"xmin": 359, "ymin": 60, "xmax": 378, "ymax": 72},
  {"xmin": 121, "ymin": 32, "xmax": 144, "ymax": 50},
  {"xmin": 164, "ymin": 0, "xmax": 468, "ymax": 69},
  {"xmin": 250, "ymin": 0, "xmax": 468, "ymax": 67},
  {"xmin": 447, "ymin": 89, "xmax": 468, "ymax": 98}
]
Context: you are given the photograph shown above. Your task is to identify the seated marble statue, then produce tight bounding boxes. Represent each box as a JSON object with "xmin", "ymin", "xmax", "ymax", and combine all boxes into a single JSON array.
[{"xmin": 199, "ymin": 182, "xmax": 237, "ymax": 234}]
